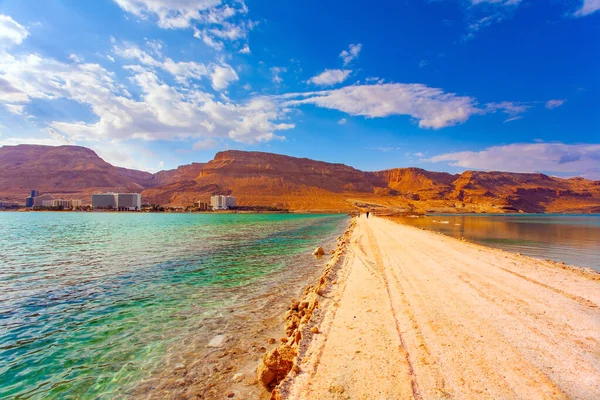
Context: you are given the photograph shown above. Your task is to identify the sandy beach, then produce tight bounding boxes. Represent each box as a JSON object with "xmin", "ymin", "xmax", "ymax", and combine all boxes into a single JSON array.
[{"xmin": 270, "ymin": 215, "xmax": 600, "ymax": 399}]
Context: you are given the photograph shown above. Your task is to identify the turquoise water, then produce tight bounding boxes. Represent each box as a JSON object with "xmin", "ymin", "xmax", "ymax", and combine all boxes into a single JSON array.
[
  {"xmin": 0, "ymin": 212, "xmax": 348, "ymax": 399},
  {"xmin": 397, "ymin": 214, "xmax": 600, "ymax": 270}
]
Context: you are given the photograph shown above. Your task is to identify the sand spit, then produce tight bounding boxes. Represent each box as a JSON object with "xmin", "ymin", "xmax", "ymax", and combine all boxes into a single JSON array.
[{"xmin": 273, "ymin": 215, "xmax": 600, "ymax": 399}]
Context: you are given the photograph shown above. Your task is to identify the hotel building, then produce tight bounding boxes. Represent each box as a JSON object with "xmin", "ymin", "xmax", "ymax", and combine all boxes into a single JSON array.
[
  {"xmin": 92, "ymin": 193, "xmax": 141, "ymax": 211},
  {"xmin": 210, "ymin": 195, "xmax": 236, "ymax": 210}
]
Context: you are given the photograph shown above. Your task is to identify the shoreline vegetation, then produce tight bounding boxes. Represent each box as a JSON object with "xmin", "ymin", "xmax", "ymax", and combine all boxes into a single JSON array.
[{"xmin": 258, "ymin": 215, "xmax": 600, "ymax": 399}]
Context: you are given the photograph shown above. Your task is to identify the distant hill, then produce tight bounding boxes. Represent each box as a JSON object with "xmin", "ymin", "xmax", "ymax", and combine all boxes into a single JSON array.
[
  {"xmin": 1, "ymin": 144, "xmax": 599, "ymax": 213},
  {"xmin": 0, "ymin": 145, "xmax": 154, "ymax": 203}
]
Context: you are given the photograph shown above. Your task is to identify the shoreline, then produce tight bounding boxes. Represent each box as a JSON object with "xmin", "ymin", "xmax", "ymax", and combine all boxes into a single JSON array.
[
  {"xmin": 387, "ymin": 215, "xmax": 600, "ymax": 276},
  {"xmin": 262, "ymin": 216, "xmax": 600, "ymax": 399}
]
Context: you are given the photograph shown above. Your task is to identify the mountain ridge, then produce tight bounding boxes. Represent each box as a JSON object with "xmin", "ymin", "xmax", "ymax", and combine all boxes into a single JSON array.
[{"xmin": 1, "ymin": 144, "xmax": 599, "ymax": 213}]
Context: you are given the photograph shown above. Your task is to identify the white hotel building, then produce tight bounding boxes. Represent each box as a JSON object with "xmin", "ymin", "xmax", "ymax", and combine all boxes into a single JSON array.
[{"xmin": 211, "ymin": 195, "xmax": 236, "ymax": 210}]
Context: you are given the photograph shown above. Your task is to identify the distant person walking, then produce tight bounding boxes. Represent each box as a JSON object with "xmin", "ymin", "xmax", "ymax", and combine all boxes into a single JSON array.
[{"xmin": 366, "ymin": 211, "xmax": 370, "ymax": 219}]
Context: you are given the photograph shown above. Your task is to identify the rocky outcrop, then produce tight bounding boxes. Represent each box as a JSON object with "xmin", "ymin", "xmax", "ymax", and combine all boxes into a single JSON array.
[{"xmin": 257, "ymin": 220, "xmax": 356, "ymax": 398}]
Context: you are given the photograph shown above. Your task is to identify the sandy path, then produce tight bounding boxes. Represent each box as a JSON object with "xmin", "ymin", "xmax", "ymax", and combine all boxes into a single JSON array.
[{"xmin": 284, "ymin": 216, "xmax": 600, "ymax": 400}]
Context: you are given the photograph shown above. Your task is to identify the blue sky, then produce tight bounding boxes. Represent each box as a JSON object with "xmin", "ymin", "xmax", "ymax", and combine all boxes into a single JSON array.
[{"xmin": 0, "ymin": 0, "xmax": 598, "ymax": 178}]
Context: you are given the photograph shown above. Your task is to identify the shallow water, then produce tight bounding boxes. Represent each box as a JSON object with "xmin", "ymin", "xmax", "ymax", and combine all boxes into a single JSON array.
[
  {"xmin": 0, "ymin": 212, "xmax": 348, "ymax": 399},
  {"xmin": 396, "ymin": 214, "xmax": 600, "ymax": 271}
]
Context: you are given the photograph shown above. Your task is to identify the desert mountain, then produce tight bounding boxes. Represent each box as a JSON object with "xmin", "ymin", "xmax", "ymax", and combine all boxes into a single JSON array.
[
  {"xmin": 143, "ymin": 150, "xmax": 600, "ymax": 213},
  {"xmin": 0, "ymin": 145, "xmax": 154, "ymax": 203},
  {"xmin": 1, "ymin": 145, "xmax": 598, "ymax": 213}
]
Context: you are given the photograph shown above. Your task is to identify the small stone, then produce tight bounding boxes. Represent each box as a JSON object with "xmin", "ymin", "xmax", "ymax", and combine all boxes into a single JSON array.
[
  {"xmin": 329, "ymin": 384, "xmax": 345, "ymax": 394},
  {"xmin": 313, "ymin": 246, "xmax": 325, "ymax": 256},
  {"xmin": 227, "ymin": 392, "xmax": 235, "ymax": 398},
  {"xmin": 268, "ymin": 337, "xmax": 276, "ymax": 344},
  {"xmin": 310, "ymin": 326, "xmax": 319, "ymax": 334},
  {"xmin": 174, "ymin": 363, "xmax": 185, "ymax": 370},
  {"xmin": 231, "ymin": 373, "xmax": 244, "ymax": 383}
]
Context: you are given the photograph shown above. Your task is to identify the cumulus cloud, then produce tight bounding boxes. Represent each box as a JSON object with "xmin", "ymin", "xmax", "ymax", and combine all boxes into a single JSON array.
[
  {"xmin": 573, "ymin": 0, "xmax": 600, "ymax": 17},
  {"xmin": 0, "ymin": 14, "xmax": 29, "ymax": 48},
  {"xmin": 114, "ymin": 0, "xmax": 227, "ymax": 29},
  {"xmin": 546, "ymin": 99, "xmax": 566, "ymax": 109},
  {"xmin": 428, "ymin": 142, "xmax": 600, "ymax": 179},
  {"xmin": 0, "ymin": 40, "xmax": 291, "ymax": 147},
  {"xmin": 113, "ymin": 41, "xmax": 238, "ymax": 89},
  {"xmin": 210, "ymin": 63, "xmax": 239, "ymax": 90},
  {"xmin": 307, "ymin": 69, "xmax": 352, "ymax": 86},
  {"xmin": 340, "ymin": 43, "xmax": 362, "ymax": 66},
  {"xmin": 282, "ymin": 83, "xmax": 481, "ymax": 129},
  {"xmin": 114, "ymin": 0, "xmax": 254, "ymax": 51}
]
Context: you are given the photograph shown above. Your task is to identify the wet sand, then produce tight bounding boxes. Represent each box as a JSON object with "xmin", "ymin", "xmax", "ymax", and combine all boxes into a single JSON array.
[{"xmin": 279, "ymin": 215, "xmax": 600, "ymax": 399}]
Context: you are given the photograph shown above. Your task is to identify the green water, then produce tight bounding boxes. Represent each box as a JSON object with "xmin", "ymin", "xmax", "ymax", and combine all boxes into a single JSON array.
[
  {"xmin": 398, "ymin": 214, "xmax": 600, "ymax": 270},
  {"xmin": 0, "ymin": 212, "xmax": 348, "ymax": 399}
]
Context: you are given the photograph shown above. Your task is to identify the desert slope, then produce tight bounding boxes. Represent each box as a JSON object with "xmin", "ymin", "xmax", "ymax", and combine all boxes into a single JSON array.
[
  {"xmin": 0, "ymin": 145, "xmax": 154, "ymax": 203},
  {"xmin": 1, "ymin": 144, "xmax": 599, "ymax": 212},
  {"xmin": 143, "ymin": 150, "xmax": 600, "ymax": 213}
]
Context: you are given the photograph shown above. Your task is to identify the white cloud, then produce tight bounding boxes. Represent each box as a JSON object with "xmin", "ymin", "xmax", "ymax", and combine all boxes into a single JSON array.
[
  {"xmin": 113, "ymin": 0, "xmax": 226, "ymax": 29},
  {"xmin": 271, "ymin": 66, "xmax": 286, "ymax": 84},
  {"xmin": 486, "ymin": 101, "xmax": 529, "ymax": 115},
  {"xmin": 504, "ymin": 115, "xmax": 522, "ymax": 123},
  {"xmin": 0, "ymin": 128, "xmax": 74, "ymax": 147},
  {"xmin": 69, "ymin": 53, "xmax": 83, "ymax": 63},
  {"xmin": 0, "ymin": 14, "xmax": 29, "ymax": 49},
  {"xmin": 282, "ymin": 83, "xmax": 481, "ymax": 129},
  {"xmin": 307, "ymin": 69, "xmax": 352, "ymax": 86},
  {"xmin": 193, "ymin": 137, "xmax": 218, "ymax": 150},
  {"xmin": 114, "ymin": 0, "xmax": 254, "ymax": 51},
  {"xmin": 461, "ymin": 0, "xmax": 522, "ymax": 41},
  {"xmin": 239, "ymin": 44, "xmax": 250, "ymax": 54},
  {"xmin": 546, "ymin": 99, "xmax": 566, "ymax": 109},
  {"xmin": 573, "ymin": 0, "xmax": 600, "ymax": 17},
  {"xmin": 210, "ymin": 63, "xmax": 238, "ymax": 90},
  {"xmin": 113, "ymin": 41, "xmax": 239, "ymax": 89},
  {"xmin": 0, "ymin": 41, "xmax": 291, "ymax": 148},
  {"xmin": 428, "ymin": 142, "xmax": 600, "ymax": 179},
  {"xmin": 338, "ymin": 118, "xmax": 347, "ymax": 125},
  {"xmin": 340, "ymin": 43, "xmax": 362, "ymax": 66}
]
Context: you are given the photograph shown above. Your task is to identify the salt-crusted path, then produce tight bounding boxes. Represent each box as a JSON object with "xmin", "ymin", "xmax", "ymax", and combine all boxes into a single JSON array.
[{"xmin": 285, "ymin": 216, "xmax": 600, "ymax": 400}]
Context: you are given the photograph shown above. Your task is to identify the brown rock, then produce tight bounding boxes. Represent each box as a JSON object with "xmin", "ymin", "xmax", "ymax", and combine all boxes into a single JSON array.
[
  {"xmin": 257, "ymin": 345, "xmax": 297, "ymax": 389},
  {"xmin": 313, "ymin": 246, "xmax": 325, "ymax": 256}
]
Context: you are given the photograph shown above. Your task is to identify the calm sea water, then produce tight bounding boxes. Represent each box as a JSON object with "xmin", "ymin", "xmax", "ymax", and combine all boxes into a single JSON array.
[
  {"xmin": 397, "ymin": 214, "xmax": 600, "ymax": 271},
  {"xmin": 0, "ymin": 212, "xmax": 348, "ymax": 399}
]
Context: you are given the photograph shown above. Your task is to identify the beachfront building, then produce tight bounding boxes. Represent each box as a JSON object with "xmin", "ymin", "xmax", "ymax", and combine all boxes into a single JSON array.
[
  {"xmin": 116, "ymin": 193, "xmax": 141, "ymax": 211},
  {"xmin": 25, "ymin": 189, "xmax": 39, "ymax": 207},
  {"xmin": 92, "ymin": 193, "xmax": 117, "ymax": 209},
  {"xmin": 92, "ymin": 193, "xmax": 141, "ymax": 211},
  {"xmin": 197, "ymin": 201, "xmax": 209, "ymax": 211},
  {"xmin": 210, "ymin": 195, "xmax": 236, "ymax": 210},
  {"xmin": 33, "ymin": 194, "xmax": 54, "ymax": 208},
  {"xmin": 226, "ymin": 196, "xmax": 236, "ymax": 208}
]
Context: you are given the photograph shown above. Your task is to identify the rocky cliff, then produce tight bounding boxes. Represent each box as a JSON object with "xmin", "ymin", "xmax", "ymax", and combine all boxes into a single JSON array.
[{"xmin": 1, "ymin": 145, "xmax": 598, "ymax": 213}]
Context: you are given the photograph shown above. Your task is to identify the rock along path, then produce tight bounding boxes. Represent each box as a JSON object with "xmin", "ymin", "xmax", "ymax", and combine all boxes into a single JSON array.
[{"xmin": 284, "ymin": 216, "xmax": 600, "ymax": 400}]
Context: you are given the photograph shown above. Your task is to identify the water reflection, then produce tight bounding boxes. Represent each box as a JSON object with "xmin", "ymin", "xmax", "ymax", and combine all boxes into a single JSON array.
[{"xmin": 394, "ymin": 214, "xmax": 600, "ymax": 270}]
